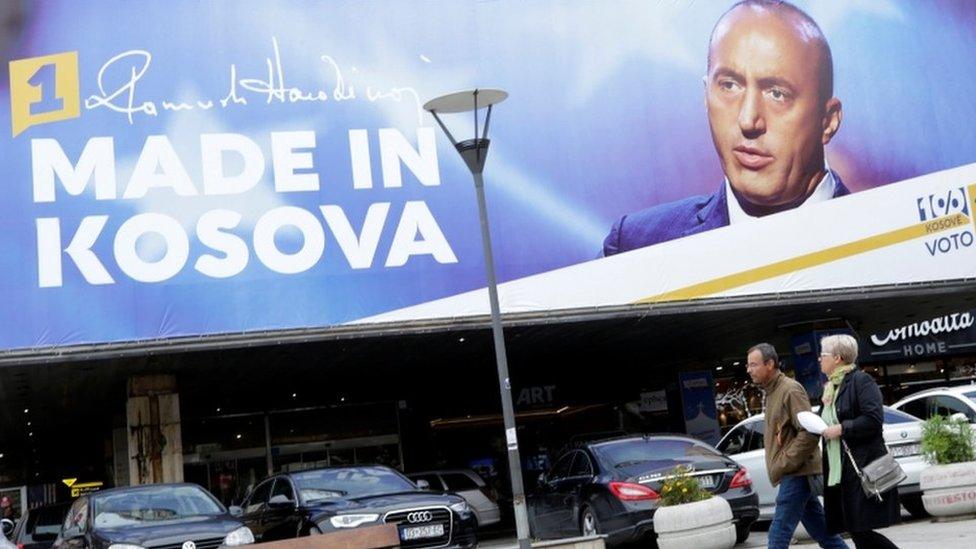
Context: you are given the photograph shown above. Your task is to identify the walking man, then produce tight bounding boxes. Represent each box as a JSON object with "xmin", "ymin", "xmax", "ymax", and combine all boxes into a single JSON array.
[{"xmin": 746, "ymin": 343, "xmax": 848, "ymax": 548}]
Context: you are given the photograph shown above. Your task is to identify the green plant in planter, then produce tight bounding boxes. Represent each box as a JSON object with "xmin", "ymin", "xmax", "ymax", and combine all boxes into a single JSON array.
[
  {"xmin": 659, "ymin": 465, "xmax": 713, "ymax": 507},
  {"xmin": 921, "ymin": 414, "xmax": 975, "ymax": 465}
]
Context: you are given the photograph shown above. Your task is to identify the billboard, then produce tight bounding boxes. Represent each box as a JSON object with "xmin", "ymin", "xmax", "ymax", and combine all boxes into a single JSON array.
[{"xmin": 2, "ymin": 0, "xmax": 976, "ymax": 352}]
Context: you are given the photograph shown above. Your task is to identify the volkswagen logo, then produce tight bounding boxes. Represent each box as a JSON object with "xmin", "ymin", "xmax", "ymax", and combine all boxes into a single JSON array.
[
  {"xmin": 182, "ymin": 542, "xmax": 196, "ymax": 549},
  {"xmin": 407, "ymin": 511, "xmax": 433, "ymax": 524}
]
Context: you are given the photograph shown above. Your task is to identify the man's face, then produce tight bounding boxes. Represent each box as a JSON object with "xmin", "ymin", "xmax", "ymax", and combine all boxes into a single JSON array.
[
  {"xmin": 706, "ymin": 8, "xmax": 840, "ymax": 208},
  {"xmin": 746, "ymin": 349, "xmax": 775, "ymax": 384}
]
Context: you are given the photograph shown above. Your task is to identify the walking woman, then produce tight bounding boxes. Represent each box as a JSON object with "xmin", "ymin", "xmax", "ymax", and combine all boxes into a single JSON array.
[{"xmin": 819, "ymin": 334, "xmax": 900, "ymax": 549}]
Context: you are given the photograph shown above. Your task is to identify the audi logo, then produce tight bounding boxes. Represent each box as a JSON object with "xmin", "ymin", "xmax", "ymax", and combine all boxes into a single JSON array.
[{"xmin": 407, "ymin": 511, "xmax": 434, "ymax": 524}]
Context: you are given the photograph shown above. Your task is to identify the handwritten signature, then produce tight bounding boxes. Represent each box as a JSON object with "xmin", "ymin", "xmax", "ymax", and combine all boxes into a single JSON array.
[{"xmin": 84, "ymin": 37, "xmax": 424, "ymax": 125}]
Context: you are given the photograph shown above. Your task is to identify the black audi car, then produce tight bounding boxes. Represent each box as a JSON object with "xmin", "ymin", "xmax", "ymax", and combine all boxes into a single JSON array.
[
  {"xmin": 528, "ymin": 435, "xmax": 759, "ymax": 547},
  {"xmin": 235, "ymin": 465, "xmax": 477, "ymax": 548},
  {"xmin": 51, "ymin": 483, "xmax": 254, "ymax": 549}
]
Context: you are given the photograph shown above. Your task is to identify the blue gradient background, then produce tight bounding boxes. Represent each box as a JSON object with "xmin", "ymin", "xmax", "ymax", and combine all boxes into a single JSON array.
[{"xmin": 1, "ymin": 0, "xmax": 975, "ymax": 350}]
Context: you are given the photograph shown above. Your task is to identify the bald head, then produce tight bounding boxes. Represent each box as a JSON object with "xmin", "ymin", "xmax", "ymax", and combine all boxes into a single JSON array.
[{"xmin": 708, "ymin": 0, "xmax": 833, "ymax": 102}]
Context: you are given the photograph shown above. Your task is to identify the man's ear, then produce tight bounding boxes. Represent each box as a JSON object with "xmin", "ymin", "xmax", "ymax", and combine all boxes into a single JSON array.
[{"xmin": 822, "ymin": 98, "xmax": 842, "ymax": 145}]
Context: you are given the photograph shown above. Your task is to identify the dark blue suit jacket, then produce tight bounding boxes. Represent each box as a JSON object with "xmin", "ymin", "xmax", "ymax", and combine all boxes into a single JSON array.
[{"xmin": 602, "ymin": 172, "xmax": 850, "ymax": 256}]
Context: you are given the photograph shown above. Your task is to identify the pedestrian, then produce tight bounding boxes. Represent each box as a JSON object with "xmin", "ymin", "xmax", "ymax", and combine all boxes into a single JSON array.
[
  {"xmin": 820, "ymin": 334, "xmax": 900, "ymax": 548},
  {"xmin": 0, "ymin": 496, "xmax": 12, "ymax": 520},
  {"xmin": 746, "ymin": 343, "xmax": 848, "ymax": 549}
]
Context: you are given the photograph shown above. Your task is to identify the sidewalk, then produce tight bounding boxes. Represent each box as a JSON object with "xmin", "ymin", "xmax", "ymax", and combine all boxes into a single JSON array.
[
  {"xmin": 741, "ymin": 516, "xmax": 976, "ymax": 548},
  {"xmin": 480, "ymin": 516, "xmax": 976, "ymax": 548}
]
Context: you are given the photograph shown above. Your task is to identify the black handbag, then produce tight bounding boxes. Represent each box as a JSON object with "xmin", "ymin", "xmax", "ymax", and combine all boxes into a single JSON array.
[{"xmin": 842, "ymin": 440, "xmax": 905, "ymax": 502}]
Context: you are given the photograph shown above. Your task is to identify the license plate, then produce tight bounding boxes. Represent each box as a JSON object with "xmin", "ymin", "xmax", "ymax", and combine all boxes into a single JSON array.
[
  {"xmin": 697, "ymin": 475, "xmax": 718, "ymax": 489},
  {"xmin": 401, "ymin": 524, "xmax": 445, "ymax": 540},
  {"xmin": 891, "ymin": 443, "xmax": 921, "ymax": 458}
]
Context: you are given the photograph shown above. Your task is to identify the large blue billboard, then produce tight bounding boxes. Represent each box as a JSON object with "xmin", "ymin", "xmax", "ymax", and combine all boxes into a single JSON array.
[{"xmin": 2, "ymin": 1, "xmax": 976, "ymax": 352}]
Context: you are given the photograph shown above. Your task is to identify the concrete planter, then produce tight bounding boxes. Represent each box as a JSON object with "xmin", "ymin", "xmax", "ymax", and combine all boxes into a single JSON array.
[
  {"xmin": 654, "ymin": 496, "xmax": 735, "ymax": 549},
  {"xmin": 920, "ymin": 461, "xmax": 976, "ymax": 517}
]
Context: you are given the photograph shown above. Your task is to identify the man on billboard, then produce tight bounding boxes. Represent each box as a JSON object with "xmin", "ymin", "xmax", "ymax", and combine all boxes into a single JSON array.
[{"xmin": 603, "ymin": 0, "xmax": 848, "ymax": 256}]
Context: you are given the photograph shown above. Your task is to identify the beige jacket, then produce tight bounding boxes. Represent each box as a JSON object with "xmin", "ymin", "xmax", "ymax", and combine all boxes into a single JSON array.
[{"xmin": 762, "ymin": 370, "xmax": 823, "ymax": 486}]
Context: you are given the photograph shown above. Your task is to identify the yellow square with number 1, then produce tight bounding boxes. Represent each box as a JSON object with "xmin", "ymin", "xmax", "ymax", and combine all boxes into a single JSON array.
[{"xmin": 9, "ymin": 51, "xmax": 81, "ymax": 137}]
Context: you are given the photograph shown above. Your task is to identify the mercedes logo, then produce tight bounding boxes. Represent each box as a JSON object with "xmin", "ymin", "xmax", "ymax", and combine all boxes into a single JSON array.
[
  {"xmin": 407, "ymin": 511, "xmax": 433, "ymax": 524},
  {"xmin": 182, "ymin": 542, "xmax": 196, "ymax": 549}
]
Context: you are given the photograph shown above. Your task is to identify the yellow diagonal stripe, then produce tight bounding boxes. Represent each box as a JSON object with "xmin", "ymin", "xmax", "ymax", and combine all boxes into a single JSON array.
[{"xmin": 636, "ymin": 212, "xmax": 971, "ymax": 304}]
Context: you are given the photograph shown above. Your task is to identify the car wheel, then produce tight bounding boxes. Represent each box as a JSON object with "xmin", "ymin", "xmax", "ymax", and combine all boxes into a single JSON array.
[
  {"xmin": 902, "ymin": 495, "xmax": 930, "ymax": 519},
  {"xmin": 735, "ymin": 523, "xmax": 751, "ymax": 544},
  {"xmin": 580, "ymin": 506, "xmax": 600, "ymax": 537}
]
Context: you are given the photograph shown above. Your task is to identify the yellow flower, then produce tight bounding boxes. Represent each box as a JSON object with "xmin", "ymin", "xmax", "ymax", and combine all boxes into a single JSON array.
[{"xmin": 682, "ymin": 488, "xmax": 688, "ymax": 493}]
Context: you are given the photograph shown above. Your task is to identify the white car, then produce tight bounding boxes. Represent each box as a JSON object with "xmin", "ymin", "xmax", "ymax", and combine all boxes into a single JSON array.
[
  {"xmin": 408, "ymin": 469, "xmax": 502, "ymax": 528},
  {"xmin": 892, "ymin": 385, "xmax": 976, "ymax": 425},
  {"xmin": 716, "ymin": 406, "xmax": 926, "ymax": 520},
  {"xmin": 0, "ymin": 519, "xmax": 15, "ymax": 549}
]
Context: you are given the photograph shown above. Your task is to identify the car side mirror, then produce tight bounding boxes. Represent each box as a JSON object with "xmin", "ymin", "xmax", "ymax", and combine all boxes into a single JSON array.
[
  {"xmin": 229, "ymin": 505, "xmax": 244, "ymax": 517},
  {"xmin": 415, "ymin": 479, "xmax": 431, "ymax": 490},
  {"xmin": 268, "ymin": 495, "xmax": 294, "ymax": 508}
]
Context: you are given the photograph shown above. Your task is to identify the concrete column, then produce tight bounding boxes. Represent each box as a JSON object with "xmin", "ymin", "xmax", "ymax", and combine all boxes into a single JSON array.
[{"xmin": 127, "ymin": 375, "xmax": 183, "ymax": 485}]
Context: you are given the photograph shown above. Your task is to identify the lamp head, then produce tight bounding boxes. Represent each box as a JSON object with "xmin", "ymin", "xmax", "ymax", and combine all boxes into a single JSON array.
[{"xmin": 424, "ymin": 88, "xmax": 507, "ymax": 175}]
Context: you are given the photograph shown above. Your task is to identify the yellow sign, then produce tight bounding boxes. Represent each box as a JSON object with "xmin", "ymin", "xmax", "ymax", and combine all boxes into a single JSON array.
[
  {"xmin": 61, "ymin": 478, "xmax": 77, "ymax": 488},
  {"xmin": 69, "ymin": 481, "xmax": 103, "ymax": 498},
  {"xmin": 9, "ymin": 51, "xmax": 81, "ymax": 137}
]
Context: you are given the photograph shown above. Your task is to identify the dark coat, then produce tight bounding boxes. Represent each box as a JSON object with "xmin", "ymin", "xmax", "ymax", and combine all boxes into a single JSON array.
[
  {"xmin": 601, "ymin": 172, "xmax": 851, "ymax": 256},
  {"xmin": 822, "ymin": 368, "xmax": 900, "ymax": 534}
]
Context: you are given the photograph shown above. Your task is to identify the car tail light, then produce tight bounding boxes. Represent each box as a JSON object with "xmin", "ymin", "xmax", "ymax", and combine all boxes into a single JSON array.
[
  {"xmin": 730, "ymin": 467, "xmax": 752, "ymax": 489},
  {"xmin": 609, "ymin": 481, "xmax": 660, "ymax": 501}
]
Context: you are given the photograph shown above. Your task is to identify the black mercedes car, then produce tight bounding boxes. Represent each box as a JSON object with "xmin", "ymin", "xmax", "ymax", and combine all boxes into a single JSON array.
[
  {"xmin": 528, "ymin": 435, "xmax": 759, "ymax": 547},
  {"xmin": 51, "ymin": 483, "xmax": 254, "ymax": 549},
  {"xmin": 235, "ymin": 465, "xmax": 477, "ymax": 548}
]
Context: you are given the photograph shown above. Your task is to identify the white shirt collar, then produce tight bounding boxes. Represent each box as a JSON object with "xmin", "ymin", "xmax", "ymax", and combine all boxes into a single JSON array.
[{"xmin": 725, "ymin": 164, "xmax": 836, "ymax": 225}]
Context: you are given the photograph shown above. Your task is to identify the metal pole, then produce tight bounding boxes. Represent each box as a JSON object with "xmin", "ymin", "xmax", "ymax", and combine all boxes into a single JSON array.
[
  {"xmin": 472, "ymin": 172, "xmax": 532, "ymax": 549},
  {"xmin": 264, "ymin": 413, "xmax": 273, "ymax": 477}
]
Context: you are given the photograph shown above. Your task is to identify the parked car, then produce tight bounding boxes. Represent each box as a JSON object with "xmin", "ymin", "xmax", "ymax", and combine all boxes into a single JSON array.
[
  {"xmin": 892, "ymin": 385, "xmax": 976, "ymax": 425},
  {"xmin": 527, "ymin": 434, "xmax": 759, "ymax": 547},
  {"xmin": 10, "ymin": 502, "xmax": 71, "ymax": 549},
  {"xmin": 236, "ymin": 465, "xmax": 477, "ymax": 547},
  {"xmin": 0, "ymin": 520, "xmax": 15, "ymax": 549},
  {"xmin": 407, "ymin": 469, "xmax": 501, "ymax": 528},
  {"xmin": 717, "ymin": 406, "xmax": 927, "ymax": 519},
  {"xmin": 51, "ymin": 483, "xmax": 254, "ymax": 549}
]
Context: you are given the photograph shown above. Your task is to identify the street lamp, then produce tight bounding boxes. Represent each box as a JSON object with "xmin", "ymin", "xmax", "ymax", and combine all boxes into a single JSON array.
[{"xmin": 424, "ymin": 89, "xmax": 531, "ymax": 549}]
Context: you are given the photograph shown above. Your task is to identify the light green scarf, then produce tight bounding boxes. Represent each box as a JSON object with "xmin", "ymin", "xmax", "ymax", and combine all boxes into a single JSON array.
[{"xmin": 822, "ymin": 363, "xmax": 856, "ymax": 487}]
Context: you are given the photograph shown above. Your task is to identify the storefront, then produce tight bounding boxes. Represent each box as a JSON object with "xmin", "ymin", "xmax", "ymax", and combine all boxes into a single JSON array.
[{"xmin": 860, "ymin": 310, "xmax": 976, "ymax": 402}]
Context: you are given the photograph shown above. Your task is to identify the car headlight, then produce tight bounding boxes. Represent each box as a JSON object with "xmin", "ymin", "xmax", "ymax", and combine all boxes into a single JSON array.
[
  {"xmin": 329, "ymin": 514, "xmax": 379, "ymax": 528},
  {"xmin": 450, "ymin": 501, "xmax": 471, "ymax": 514},
  {"xmin": 108, "ymin": 545, "xmax": 145, "ymax": 549},
  {"xmin": 223, "ymin": 525, "xmax": 255, "ymax": 546}
]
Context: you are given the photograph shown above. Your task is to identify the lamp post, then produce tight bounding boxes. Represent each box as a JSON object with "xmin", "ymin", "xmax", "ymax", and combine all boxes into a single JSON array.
[{"xmin": 423, "ymin": 89, "xmax": 531, "ymax": 549}]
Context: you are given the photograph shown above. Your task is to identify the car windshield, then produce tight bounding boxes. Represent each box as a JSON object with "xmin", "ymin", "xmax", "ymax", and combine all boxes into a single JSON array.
[
  {"xmin": 965, "ymin": 391, "xmax": 976, "ymax": 407},
  {"xmin": 292, "ymin": 467, "xmax": 417, "ymax": 503},
  {"xmin": 592, "ymin": 437, "xmax": 721, "ymax": 468},
  {"xmin": 884, "ymin": 407, "xmax": 920, "ymax": 424},
  {"xmin": 92, "ymin": 486, "xmax": 223, "ymax": 528}
]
